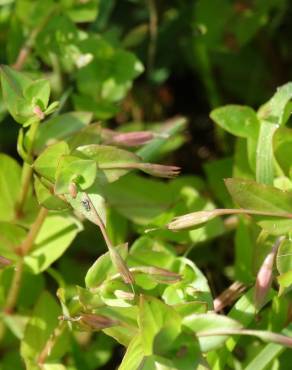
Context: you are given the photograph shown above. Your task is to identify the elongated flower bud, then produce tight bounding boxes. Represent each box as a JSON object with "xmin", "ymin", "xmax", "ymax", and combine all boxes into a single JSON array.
[
  {"xmin": 137, "ymin": 163, "xmax": 180, "ymax": 178},
  {"xmin": 0, "ymin": 255, "xmax": 12, "ymax": 268},
  {"xmin": 167, "ymin": 210, "xmax": 217, "ymax": 230},
  {"xmin": 105, "ymin": 130, "xmax": 155, "ymax": 147},
  {"xmin": 254, "ymin": 237, "xmax": 285, "ymax": 310},
  {"xmin": 114, "ymin": 290, "xmax": 135, "ymax": 300},
  {"xmin": 80, "ymin": 313, "xmax": 119, "ymax": 331},
  {"xmin": 109, "ymin": 246, "xmax": 134, "ymax": 285},
  {"xmin": 138, "ymin": 266, "xmax": 181, "ymax": 284}
]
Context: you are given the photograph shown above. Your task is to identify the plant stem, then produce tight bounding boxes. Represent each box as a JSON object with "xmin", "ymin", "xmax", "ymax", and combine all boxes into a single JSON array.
[
  {"xmin": 37, "ymin": 321, "xmax": 65, "ymax": 365},
  {"xmin": 3, "ymin": 207, "xmax": 48, "ymax": 314},
  {"xmin": 15, "ymin": 120, "xmax": 39, "ymax": 219},
  {"xmin": 13, "ymin": 6, "xmax": 58, "ymax": 71},
  {"xmin": 147, "ymin": 0, "xmax": 158, "ymax": 77}
]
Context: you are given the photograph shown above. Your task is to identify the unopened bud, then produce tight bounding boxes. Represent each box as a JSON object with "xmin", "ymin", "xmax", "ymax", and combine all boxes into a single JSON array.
[
  {"xmin": 80, "ymin": 313, "xmax": 119, "ymax": 331},
  {"xmin": 68, "ymin": 182, "xmax": 78, "ymax": 198},
  {"xmin": 137, "ymin": 163, "xmax": 180, "ymax": 178},
  {"xmin": 0, "ymin": 255, "xmax": 12, "ymax": 268},
  {"xmin": 33, "ymin": 105, "xmax": 45, "ymax": 120},
  {"xmin": 139, "ymin": 266, "xmax": 182, "ymax": 284},
  {"xmin": 114, "ymin": 290, "xmax": 135, "ymax": 300},
  {"xmin": 109, "ymin": 246, "xmax": 134, "ymax": 285},
  {"xmin": 254, "ymin": 237, "xmax": 285, "ymax": 310},
  {"xmin": 167, "ymin": 210, "xmax": 217, "ymax": 231},
  {"xmin": 111, "ymin": 131, "xmax": 154, "ymax": 147}
]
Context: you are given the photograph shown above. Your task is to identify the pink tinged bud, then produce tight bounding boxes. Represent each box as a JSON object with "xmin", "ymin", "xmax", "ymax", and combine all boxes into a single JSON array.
[
  {"xmin": 0, "ymin": 255, "xmax": 12, "ymax": 268},
  {"xmin": 138, "ymin": 163, "xmax": 180, "ymax": 178},
  {"xmin": 80, "ymin": 313, "xmax": 119, "ymax": 331},
  {"xmin": 68, "ymin": 182, "xmax": 78, "ymax": 199},
  {"xmin": 139, "ymin": 266, "xmax": 182, "ymax": 284},
  {"xmin": 214, "ymin": 281, "xmax": 246, "ymax": 312},
  {"xmin": 254, "ymin": 237, "xmax": 284, "ymax": 310},
  {"xmin": 109, "ymin": 246, "xmax": 135, "ymax": 285},
  {"xmin": 33, "ymin": 105, "xmax": 45, "ymax": 120},
  {"xmin": 167, "ymin": 210, "xmax": 217, "ymax": 231},
  {"xmin": 111, "ymin": 131, "xmax": 155, "ymax": 147},
  {"xmin": 114, "ymin": 290, "xmax": 135, "ymax": 300}
]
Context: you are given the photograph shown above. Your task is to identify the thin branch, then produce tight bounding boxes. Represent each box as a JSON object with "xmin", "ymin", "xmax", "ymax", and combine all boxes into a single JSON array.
[
  {"xmin": 147, "ymin": 0, "xmax": 158, "ymax": 77},
  {"xmin": 3, "ymin": 207, "xmax": 48, "ymax": 314},
  {"xmin": 37, "ymin": 321, "xmax": 65, "ymax": 365}
]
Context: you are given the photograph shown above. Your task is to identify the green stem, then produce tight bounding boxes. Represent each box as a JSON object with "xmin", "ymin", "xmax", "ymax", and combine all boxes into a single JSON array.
[
  {"xmin": 13, "ymin": 5, "xmax": 58, "ymax": 71},
  {"xmin": 37, "ymin": 321, "xmax": 65, "ymax": 365},
  {"xmin": 3, "ymin": 207, "xmax": 48, "ymax": 314},
  {"xmin": 15, "ymin": 120, "xmax": 39, "ymax": 219}
]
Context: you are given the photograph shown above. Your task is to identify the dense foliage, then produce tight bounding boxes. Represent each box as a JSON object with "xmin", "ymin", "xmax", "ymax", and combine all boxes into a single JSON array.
[{"xmin": 0, "ymin": 1, "xmax": 292, "ymax": 370}]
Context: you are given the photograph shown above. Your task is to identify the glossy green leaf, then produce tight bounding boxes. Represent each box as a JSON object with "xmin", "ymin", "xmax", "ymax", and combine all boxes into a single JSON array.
[
  {"xmin": 119, "ymin": 334, "xmax": 144, "ymax": 370},
  {"xmin": 258, "ymin": 82, "xmax": 292, "ymax": 126},
  {"xmin": 138, "ymin": 296, "xmax": 181, "ymax": 356},
  {"xmin": 24, "ymin": 79, "xmax": 50, "ymax": 110},
  {"xmin": 256, "ymin": 120, "xmax": 277, "ymax": 185},
  {"xmin": 34, "ymin": 141, "xmax": 70, "ymax": 182},
  {"xmin": 54, "ymin": 155, "xmax": 97, "ymax": 194},
  {"xmin": 98, "ymin": 174, "xmax": 173, "ymax": 224},
  {"xmin": 277, "ymin": 271, "xmax": 292, "ymax": 295},
  {"xmin": 24, "ymin": 213, "xmax": 82, "ymax": 273},
  {"xmin": 0, "ymin": 153, "xmax": 22, "ymax": 222},
  {"xmin": 0, "ymin": 222, "xmax": 26, "ymax": 261},
  {"xmin": 34, "ymin": 176, "xmax": 69, "ymax": 210},
  {"xmin": 34, "ymin": 112, "xmax": 92, "ymax": 153},
  {"xmin": 75, "ymin": 144, "xmax": 141, "ymax": 184},
  {"xmin": 225, "ymin": 178, "xmax": 292, "ymax": 213},
  {"xmin": 276, "ymin": 239, "xmax": 292, "ymax": 275},
  {"xmin": 183, "ymin": 313, "xmax": 242, "ymax": 352},
  {"xmin": 0, "ymin": 65, "xmax": 32, "ymax": 125},
  {"xmin": 210, "ymin": 105, "xmax": 259, "ymax": 138}
]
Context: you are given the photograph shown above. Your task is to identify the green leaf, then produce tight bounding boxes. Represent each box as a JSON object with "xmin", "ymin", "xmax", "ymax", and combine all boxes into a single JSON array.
[
  {"xmin": 277, "ymin": 271, "xmax": 292, "ymax": 296},
  {"xmin": 0, "ymin": 153, "xmax": 22, "ymax": 222},
  {"xmin": 183, "ymin": 313, "xmax": 242, "ymax": 352},
  {"xmin": 210, "ymin": 105, "xmax": 259, "ymax": 138},
  {"xmin": 75, "ymin": 144, "xmax": 141, "ymax": 184},
  {"xmin": 138, "ymin": 296, "xmax": 181, "ymax": 356},
  {"xmin": 0, "ymin": 65, "xmax": 32, "ymax": 124},
  {"xmin": 24, "ymin": 79, "xmax": 50, "ymax": 110},
  {"xmin": 258, "ymin": 82, "xmax": 292, "ymax": 126},
  {"xmin": 65, "ymin": 187, "xmax": 107, "ymax": 226},
  {"xmin": 85, "ymin": 244, "xmax": 128, "ymax": 288},
  {"xmin": 98, "ymin": 173, "xmax": 173, "ymax": 224},
  {"xmin": 276, "ymin": 239, "xmax": 292, "ymax": 275},
  {"xmin": 54, "ymin": 155, "xmax": 97, "ymax": 194},
  {"xmin": 256, "ymin": 120, "xmax": 277, "ymax": 185},
  {"xmin": 119, "ymin": 335, "xmax": 144, "ymax": 370},
  {"xmin": 0, "ymin": 222, "xmax": 26, "ymax": 262},
  {"xmin": 245, "ymin": 325, "xmax": 292, "ymax": 370},
  {"xmin": 162, "ymin": 257, "xmax": 212, "ymax": 308},
  {"xmin": 21, "ymin": 291, "xmax": 68, "ymax": 365},
  {"xmin": 225, "ymin": 178, "xmax": 292, "ymax": 213},
  {"xmin": 0, "ymin": 153, "xmax": 37, "ymax": 224},
  {"xmin": 34, "ymin": 112, "xmax": 92, "ymax": 153},
  {"xmin": 34, "ymin": 141, "xmax": 70, "ymax": 182},
  {"xmin": 34, "ymin": 176, "xmax": 70, "ymax": 210},
  {"xmin": 24, "ymin": 213, "xmax": 82, "ymax": 273},
  {"xmin": 137, "ymin": 117, "xmax": 187, "ymax": 161}
]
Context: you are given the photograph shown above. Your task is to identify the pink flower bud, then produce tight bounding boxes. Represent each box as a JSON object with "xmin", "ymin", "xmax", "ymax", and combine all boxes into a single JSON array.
[
  {"xmin": 167, "ymin": 211, "xmax": 217, "ymax": 230},
  {"xmin": 254, "ymin": 237, "xmax": 284, "ymax": 310},
  {"xmin": 68, "ymin": 182, "xmax": 78, "ymax": 199},
  {"xmin": 111, "ymin": 131, "xmax": 155, "ymax": 147},
  {"xmin": 80, "ymin": 313, "xmax": 119, "ymax": 331},
  {"xmin": 33, "ymin": 105, "xmax": 45, "ymax": 120},
  {"xmin": 0, "ymin": 255, "xmax": 12, "ymax": 268},
  {"xmin": 138, "ymin": 163, "xmax": 180, "ymax": 178},
  {"xmin": 109, "ymin": 246, "xmax": 134, "ymax": 285}
]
